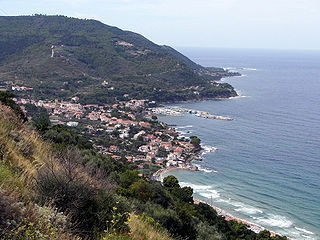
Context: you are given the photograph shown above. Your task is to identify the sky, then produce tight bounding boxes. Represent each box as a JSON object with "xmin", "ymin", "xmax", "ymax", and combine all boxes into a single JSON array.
[{"xmin": 1, "ymin": 0, "xmax": 320, "ymax": 50}]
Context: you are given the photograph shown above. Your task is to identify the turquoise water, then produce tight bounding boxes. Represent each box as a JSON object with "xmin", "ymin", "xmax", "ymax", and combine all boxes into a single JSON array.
[{"xmin": 160, "ymin": 48, "xmax": 320, "ymax": 239}]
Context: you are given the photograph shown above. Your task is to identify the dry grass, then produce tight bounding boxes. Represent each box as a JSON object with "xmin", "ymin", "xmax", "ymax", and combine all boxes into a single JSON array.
[
  {"xmin": 0, "ymin": 104, "xmax": 81, "ymax": 239},
  {"xmin": 0, "ymin": 104, "xmax": 62, "ymax": 198},
  {"xmin": 1, "ymin": 104, "xmax": 173, "ymax": 240},
  {"xmin": 100, "ymin": 213, "xmax": 174, "ymax": 240},
  {"xmin": 127, "ymin": 213, "xmax": 174, "ymax": 240}
]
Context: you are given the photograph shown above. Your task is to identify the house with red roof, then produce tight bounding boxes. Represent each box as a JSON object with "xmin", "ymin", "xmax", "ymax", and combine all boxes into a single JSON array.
[
  {"xmin": 109, "ymin": 145, "xmax": 119, "ymax": 152},
  {"xmin": 111, "ymin": 155, "xmax": 121, "ymax": 160},
  {"xmin": 139, "ymin": 121, "xmax": 150, "ymax": 128}
]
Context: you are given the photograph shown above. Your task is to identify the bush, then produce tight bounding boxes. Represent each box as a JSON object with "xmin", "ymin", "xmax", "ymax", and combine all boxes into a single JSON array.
[
  {"xmin": 0, "ymin": 188, "xmax": 73, "ymax": 239},
  {"xmin": 147, "ymin": 206, "xmax": 183, "ymax": 238},
  {"xmin": 195, "ymin": 221, "xmax": 223, "ymax": 240},
  {"xmin": 35, "ymin": 147, "xmax": 128, "ymax": 238},
  {"xmin": 0, "ymin": 91, "xmax": 27, "ymax": 122}
]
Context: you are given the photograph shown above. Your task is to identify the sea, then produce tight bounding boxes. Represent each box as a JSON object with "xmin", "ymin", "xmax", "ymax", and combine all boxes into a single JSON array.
[{"xmin": 159, "ymin": 48, "xmax": 320, "ymax": 240}]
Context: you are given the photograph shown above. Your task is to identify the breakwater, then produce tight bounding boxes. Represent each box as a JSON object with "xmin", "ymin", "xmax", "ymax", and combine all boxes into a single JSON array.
[{"xmin": 152, "ymin": 106, "xmax": 234, "ymax": 121}]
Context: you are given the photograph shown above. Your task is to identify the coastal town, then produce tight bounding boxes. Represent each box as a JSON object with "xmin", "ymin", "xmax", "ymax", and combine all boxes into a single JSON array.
[{"xmin": 13, "ymin": 96, "xmax": 202, "ymax": 175}]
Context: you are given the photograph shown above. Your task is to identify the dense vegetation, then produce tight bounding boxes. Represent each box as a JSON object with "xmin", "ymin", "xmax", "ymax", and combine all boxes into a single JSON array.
[
  {"xmin": 0, "ymin": 94, "xmax": 287, "ymax": 239},
  {"xmin": 0, "ymin": 15, "xmax": 237, "ymax": 104}
]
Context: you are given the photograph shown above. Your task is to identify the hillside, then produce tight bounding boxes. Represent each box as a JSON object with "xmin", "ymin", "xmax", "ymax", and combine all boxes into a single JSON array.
[
  {"xmin": 0, "ymin": 92, "xmax": 288, "ymax": 240},
  {"xmin": 0, "ymin": 102, "xmax": 173, "ymax": 240},
  {"xmin": 0, "ymin": 15, "xmax": 237, "ymax": 104}
]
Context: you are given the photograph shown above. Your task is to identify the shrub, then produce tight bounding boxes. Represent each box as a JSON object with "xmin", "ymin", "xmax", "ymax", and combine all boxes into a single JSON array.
[
  {"xmin": 0, "ymin": 188, "xmax": 73, "ymax": 240},
  {"xmin": 36, "ymin": 147, "xmax": 128, "ymax": 238},
  {"xmin": 0, "ymin": 91, "xmax": 27, "ymax": 122}
]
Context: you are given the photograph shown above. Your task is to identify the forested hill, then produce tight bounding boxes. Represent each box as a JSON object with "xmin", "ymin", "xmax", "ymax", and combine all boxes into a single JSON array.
[{"xmin": 0, "ymin": 15, "xmax": 237, "ymax": 104}]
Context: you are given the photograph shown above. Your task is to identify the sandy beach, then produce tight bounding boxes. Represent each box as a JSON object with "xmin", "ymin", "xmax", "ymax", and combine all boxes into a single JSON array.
[
  {"xmin": 152, "ymin": 165, "xmax": 198, "ymax": 181},
  {"xmin": 153, "ymin": 167, "xmax": 281, "ymax": 238}
]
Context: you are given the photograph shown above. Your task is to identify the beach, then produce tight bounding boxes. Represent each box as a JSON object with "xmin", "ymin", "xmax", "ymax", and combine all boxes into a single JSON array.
[
  {"xmin": 150, "ymin": 125, "xmax": 271, "ymax": 236},
  {"xmin": 153, "ymin": 167, "xmax": 281, "ymax": 238}
]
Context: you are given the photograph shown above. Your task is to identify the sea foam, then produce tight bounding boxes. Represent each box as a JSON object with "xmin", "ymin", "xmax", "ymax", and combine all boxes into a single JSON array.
[
  {"xmin": 195, "ymin": 165, "xmax": 218, "ymax": 173},
  {"xmin": 200, "ymin": 190, "xmax": 220, "ymax": 199},
  {"xmin": 176, "ymin": 125, "xmax": 193, "ymax": 129},
  {"xmin": 255, "ymin": 214, "xmax": 293, "ymax": 228},
  {"xmin": 201, "ymin": 144, "xmax": 217, "ymax": 155},
  {"xmin": 295, "ymin": 227, "xmax": 314, "ymax": 235},
  {"xmin": 235, "ymin": 206, "xmax": 263, "ymax": 215},
  {"xmin": 180, "ymin": 182, "xmax": 220, "ymax": 199},
  {"xmin": 180, "ymin": 182, "xmax": 211, "ymax": 190},
  {"xmin": 242, "ymin": 67, "xmax": 257, "ymax": 71},
  {"xmin": 301, "ymin": 235, "xmax": 312, "ymax": 239}
]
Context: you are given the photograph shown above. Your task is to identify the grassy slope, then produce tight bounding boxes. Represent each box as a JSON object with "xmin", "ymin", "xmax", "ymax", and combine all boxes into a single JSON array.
[
  {"xmin": 0, "ymin": 104, "xmax": 76, "ymax": 239},
  {"xmin": 104, "ymin": 214, "xmax": 174, "ymax": 240},
  {"xmin": 0, "ymin": 104, "xmax": 174, "ymax": 240}
]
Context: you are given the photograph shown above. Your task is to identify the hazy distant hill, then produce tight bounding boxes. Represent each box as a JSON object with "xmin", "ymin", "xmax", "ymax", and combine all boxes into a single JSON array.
[{"xmin": 0, "ymin": 15, "xmax": 237, "ymax": 104}]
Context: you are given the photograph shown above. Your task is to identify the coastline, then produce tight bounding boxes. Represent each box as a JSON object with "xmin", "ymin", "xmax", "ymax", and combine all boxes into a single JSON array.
[
  {"xmin": 158, "ymin": 95, "xmax": 238, "ymax": 105},
  {"xmin": 151, "ymin": 73, "xmax": 288, "ymax": 239},
  {"xmin": 157, "ymin": 72, "xmax": 242, "ymax": 105},
  {"xmin": 152, "ymin": 167, "xmax": 281, "ymax": 237}
]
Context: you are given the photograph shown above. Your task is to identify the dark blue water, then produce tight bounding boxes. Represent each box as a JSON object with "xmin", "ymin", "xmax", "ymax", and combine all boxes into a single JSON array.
[{"xmin": 160, "ymin": 48, "xmax": 320, "ymax": 239}]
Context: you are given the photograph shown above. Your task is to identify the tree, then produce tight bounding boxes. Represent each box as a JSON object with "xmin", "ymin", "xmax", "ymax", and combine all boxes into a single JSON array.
[
  {"xmin": 0, "ymin": 91, "xmax": 27, "ymax": 122},
  {"xmin": 257, "ymin": 229, "xmax": 271, "ymax": 240},
  {"xmin": 190, "ymin": 135, "xmax": 201, "ymax": 149},
  {"xmin": 178, "ymin": 186, "xmax": 193, "ymax": 204},
  {"xmin": 163, "ymin": 175, "xmax": 179, "ymax": 189},
  {"xmin": 119, "ymin": 170, "xmax": 140, "ymax": 188},
  {"xmin": 34, "ymin": 117, "xmax": 50, "ymax": 133}
]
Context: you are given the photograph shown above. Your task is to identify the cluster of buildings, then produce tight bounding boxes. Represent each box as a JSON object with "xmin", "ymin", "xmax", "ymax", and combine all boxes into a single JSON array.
[
  {"xmin": 13, "ymin": 98, "xmax": 150, "ymax": 122},
  {"xmin": 14, "ymin": 97, "xmax": 197, "ymax": 169},
  {"xmin": 136, "ymin": 134, "xmax": 194, "ymax": 167}
]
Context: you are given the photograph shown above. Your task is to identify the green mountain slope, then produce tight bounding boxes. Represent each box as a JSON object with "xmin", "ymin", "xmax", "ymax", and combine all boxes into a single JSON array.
[{"xmin": 0, "ymin": 15, "xmax": 237, "ymax": 104}]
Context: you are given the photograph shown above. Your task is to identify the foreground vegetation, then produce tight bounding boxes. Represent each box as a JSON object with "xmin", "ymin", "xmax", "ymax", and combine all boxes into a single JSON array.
[{"xmin": 0, "ymin": 93, "xmax": 288, "ymax": 239}]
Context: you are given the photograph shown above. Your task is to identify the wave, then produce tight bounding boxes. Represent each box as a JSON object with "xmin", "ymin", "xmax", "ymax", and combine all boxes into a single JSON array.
[
  {"xmin": 219, "ymin": 200, "xmax": 263, "ymax": 215},
  {"xmin": 176, "ymin": 125, "xmax": 193, "ymax": 129},
  {"xmin": 230, "ymin": 89, "xmax": 250, "ymax": 99},
  {"xmin": 235, "ymin": 206, "xmax": 263, "ymax": 215},
  {"xmin": 196, "ymin": 165, "xmax": 218, "ymax": 173},
  {"xmin": 193, "ymin": 163, "xmax": 218, "ymax": 173},
  {"xmin": 235, "ymin": 74, "xmax": 247, "ymax": 78},
  {"xmin": 179, "ymin": 182, "xmax": 211, "ymax": 191},
  {"xmin": 176, "ymin": 130, "xmax": 192, "ymax": 135},
  {"xmin": 201, "ymin": 144, "xmax": 217, "ymax": 155},
  {"xmin": 254, "ymin": 214, "xmax": 293, "ymax": 228},
  {"xmin": 180, "ymin": 182, "xmax": 220, "ymax": 199},
  {"xmin": 230, "ymin": 95, "xmax": 249, "ymax": 99},
  {"xmin": 301, "ymin": 235, "xmax": 312, "ymax": 239},
  {"xmin": 242, "ymin": 67, "xmax": 257, "ymax": 71},
  {"xmin": 295, "ymin": 227, "xmax": 314, "ymax": 235},
  {"xmin": 217, "ymin": 198, "xmax": 231, "ymax": 203},
  {"xmin": 224, "ymin": 67, "xmax": 257, "ymax": 71},
  {"xmin": 200, "ymin": 190, "xmax": 220, "ymax": 199}
]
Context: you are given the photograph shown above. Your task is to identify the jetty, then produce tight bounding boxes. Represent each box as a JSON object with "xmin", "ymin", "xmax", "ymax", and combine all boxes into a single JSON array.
[{"xmin": 152, "ymin": 106, "xmax": 233, "ymax": 121}]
